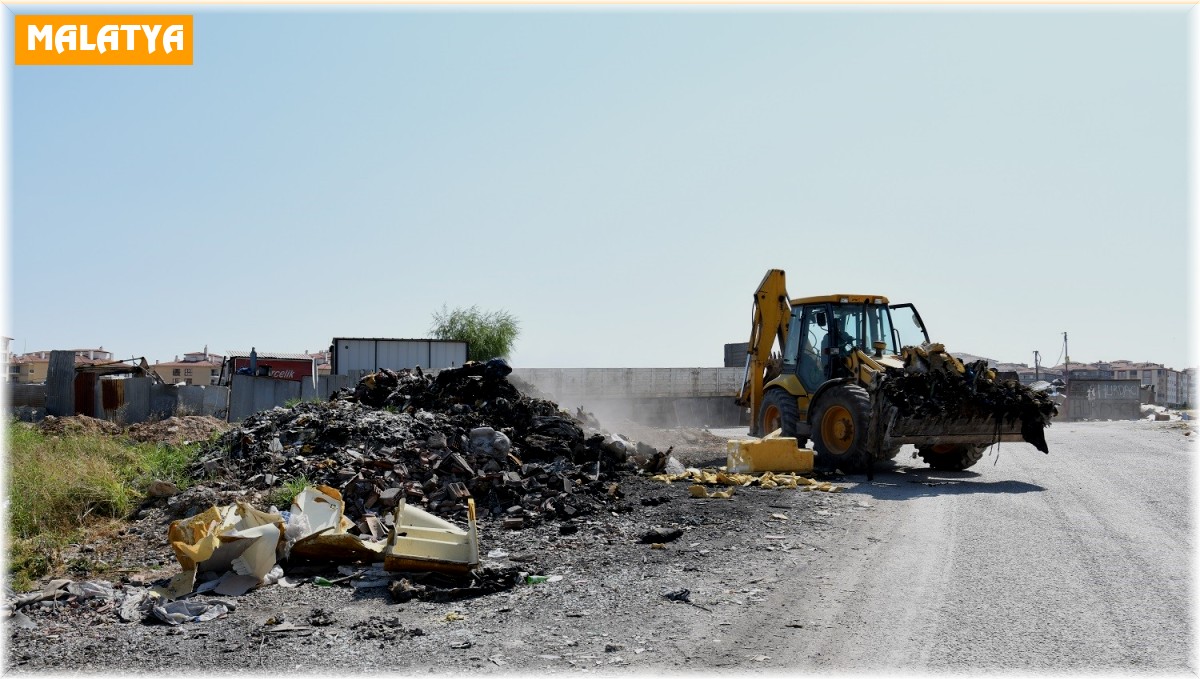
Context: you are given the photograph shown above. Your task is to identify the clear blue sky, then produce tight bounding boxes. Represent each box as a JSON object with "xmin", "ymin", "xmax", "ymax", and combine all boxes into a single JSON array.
[{"xmin": 6, "ymin": 5, "xmax": 1191, "ymax": 370}]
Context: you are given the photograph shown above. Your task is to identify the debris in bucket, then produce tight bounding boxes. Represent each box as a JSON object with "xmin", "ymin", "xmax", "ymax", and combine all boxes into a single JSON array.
[{"xmin": 883, "ymin": 345, "xmax": 1058, "ymax": 453}]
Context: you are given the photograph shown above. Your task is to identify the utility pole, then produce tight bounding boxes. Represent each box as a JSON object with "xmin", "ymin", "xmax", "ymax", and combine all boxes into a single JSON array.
[
  {"xmin": 1063, "ymin": 332, "xmax": 1070, "ymax": 386},
  {"xmin": 1033, "ymin": 350, "xmax": 1041, "ymax": 381}
]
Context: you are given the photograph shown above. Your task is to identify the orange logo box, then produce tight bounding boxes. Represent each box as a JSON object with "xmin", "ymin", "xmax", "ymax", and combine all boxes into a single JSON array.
[{"xmin": 15, "ymin": 15, "xmax": 192, "ymax": 66}]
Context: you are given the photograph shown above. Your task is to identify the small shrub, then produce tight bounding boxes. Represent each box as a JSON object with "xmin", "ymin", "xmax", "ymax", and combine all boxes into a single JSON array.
[
  {"xmin": 430, "ymin": 305, "xmax": 520, "ymax": 362},
  {"xmin": 268, "ymin": 476, "xmax": 311, "ymax": 510}
]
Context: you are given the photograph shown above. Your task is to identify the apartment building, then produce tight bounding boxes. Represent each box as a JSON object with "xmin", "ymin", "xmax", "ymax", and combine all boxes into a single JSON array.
[
  {"xmin": 151, "ymin": 349, "xmax": 225, "ymax": 386},
  {"xmin": 8, "ymin": 348, "xmax": 115, "ymax": 384}
]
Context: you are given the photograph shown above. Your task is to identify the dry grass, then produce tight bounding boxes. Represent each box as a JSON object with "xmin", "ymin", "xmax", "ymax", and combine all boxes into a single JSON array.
[{"xmin": 6, "ymin": 422, "xmax": 200, "ymax": 590}]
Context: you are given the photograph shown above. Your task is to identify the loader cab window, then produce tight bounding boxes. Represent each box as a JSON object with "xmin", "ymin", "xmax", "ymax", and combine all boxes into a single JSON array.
[
  {"xmin": 797, "ymin": 305, "xmax": 831, "ymax": 390},
  {"xmin": 781, "ymin": 308, "xmax": 803, "ymax": 370},
  {"xmin": 864, "ymin": 305, "xmax": 895, "ymax": 354},
  {"xmin": 827, "ymin": 302, "xmax": 895, "ymax": 357},
  {"xmin": 889, "ymin": 303, "xmax": 930, "ymax": 350},
  {"xmin": 830, "ymin": 307, "xmax": 861, "ymax": 354}
]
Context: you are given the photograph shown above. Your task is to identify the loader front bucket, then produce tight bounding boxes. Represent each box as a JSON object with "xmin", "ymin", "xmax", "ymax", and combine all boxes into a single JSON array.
[{"xmin": 882, "ymin": 408, "xmax": 1049, "ymax": 454}]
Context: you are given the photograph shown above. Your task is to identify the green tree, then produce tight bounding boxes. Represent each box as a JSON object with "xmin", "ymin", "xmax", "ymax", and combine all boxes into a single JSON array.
[{"xmin": 430, "ymin": 305, "xmax": 520, "ymax": 362}]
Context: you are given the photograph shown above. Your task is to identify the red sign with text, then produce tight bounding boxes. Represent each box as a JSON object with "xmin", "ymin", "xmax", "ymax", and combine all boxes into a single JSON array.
[{"xmin": 233, "ymin": 357, "xmax": 313, "ymax": 382}]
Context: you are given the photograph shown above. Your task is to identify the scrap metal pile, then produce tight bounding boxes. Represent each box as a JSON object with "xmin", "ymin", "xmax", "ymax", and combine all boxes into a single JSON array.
[
  {"xmin": 195, "ymin": 360, "xmax": 646, "ymax": 529},
  {"xmin": 879, "ymin": 345, "xmax": 1059, "ymax": 452}
]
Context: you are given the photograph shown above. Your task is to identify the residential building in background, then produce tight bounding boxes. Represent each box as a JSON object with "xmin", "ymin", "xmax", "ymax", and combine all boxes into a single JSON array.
[
  {"xmin": 9, "ymin": 348, "xmax": 115, "ymax": 384},
  {"xmin": 151, "ymin": 348, "xmax": 224, "ymax": 386}
]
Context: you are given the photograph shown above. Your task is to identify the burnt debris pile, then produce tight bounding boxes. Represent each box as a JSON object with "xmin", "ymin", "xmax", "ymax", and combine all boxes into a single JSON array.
[
  {"xmin": 195, "ymin": 360, "xmax": 643, "ymax": 527},
  {"xmin": 879, "ymin": 349, "xmax": 1059, "ymax": 453}
]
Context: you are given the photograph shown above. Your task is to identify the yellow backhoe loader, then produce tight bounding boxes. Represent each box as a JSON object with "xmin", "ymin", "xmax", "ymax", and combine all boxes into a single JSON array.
[{"xmin": 736, "ymin": 269, "xmax": 1056, "ymax": 472}]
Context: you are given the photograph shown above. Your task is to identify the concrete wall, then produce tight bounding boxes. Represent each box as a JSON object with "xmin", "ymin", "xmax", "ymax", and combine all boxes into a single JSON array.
[
  {"xmin": 1063, "ymin": 379, "xmax": 1142, "ymax": 421},
  {"xmin": 511, "ymin": 367, "xmax": 748, "ymax": 428}
]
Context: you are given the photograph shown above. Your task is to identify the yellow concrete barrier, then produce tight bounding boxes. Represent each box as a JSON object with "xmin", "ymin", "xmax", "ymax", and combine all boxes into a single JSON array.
[{"xmin": 726, "ymin": 437, "xmax": 814, "ymax": 474}]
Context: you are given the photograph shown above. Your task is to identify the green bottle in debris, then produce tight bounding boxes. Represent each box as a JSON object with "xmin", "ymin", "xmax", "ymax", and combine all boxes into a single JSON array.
[{"xmin": 525, "ymin": 575, "xmax": 549, "ymax": 585}]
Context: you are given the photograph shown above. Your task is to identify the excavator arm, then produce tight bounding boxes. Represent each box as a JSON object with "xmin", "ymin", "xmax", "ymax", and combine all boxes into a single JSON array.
[{"xmin": 736, "ymin": 269, "xmax": 792, "ymax": 427}]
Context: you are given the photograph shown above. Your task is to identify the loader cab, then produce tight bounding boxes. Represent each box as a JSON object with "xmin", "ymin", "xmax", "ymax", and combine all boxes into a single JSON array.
[{"xmin": 782, "ymin": 296, "xmax": 929, "ymax": 391}]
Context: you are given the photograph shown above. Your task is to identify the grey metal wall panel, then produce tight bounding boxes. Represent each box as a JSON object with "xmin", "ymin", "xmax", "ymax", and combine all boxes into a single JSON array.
[
  {"xmin": 429, "ymin": 342, "xmax": 467, "ymax": 369},
  {"xmin": 149, "ymin": 384, "xmax": 177, "ymax": 419},
  {"xmin": 724, "ymin": 343, "xmax": 750, "ymax": 368},
  {"xmin": 45, "ymin": 351, "xmax": 76, "ymax": 416},
  {"xmin": 334, "ymin": 338, "xmax": 469, "ymax": 375},
  {"xmin": 7, "ymin": 384, "xmax": 47, "ymax": 408},
  {"xmin": 229, "ymin": 375, "xmax": 301, "ymax": 421},
  {"xmin": 376, "ymin": 341, "xmax": 427, "ymax": 371},
  {"xmin": 335, "ymin": 339, "xmax": 378, "ymax": 378},
  {"xmin": 122, "ymin": 377, "xmax": 151, "ymax": 423}
]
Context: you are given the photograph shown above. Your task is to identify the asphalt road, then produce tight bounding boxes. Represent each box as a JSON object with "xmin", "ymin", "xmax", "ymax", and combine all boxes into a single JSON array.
[{"xmin": 710, "ymin": 419, "xmax": 1194, "ymax": 673}]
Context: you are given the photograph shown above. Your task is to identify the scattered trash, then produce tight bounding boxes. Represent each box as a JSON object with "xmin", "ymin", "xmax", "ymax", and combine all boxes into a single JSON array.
[
  {"xmin": 384, "ymin": 497, "xmax": 479, "ymax": 575},
  {"xmin": 659, "ymin": 468, "xmax": 840, "ymax": 493},
  {"xmin": 287, "ymin": 485, "xmax": 385, "ymax": 563},
  {"xmin": 689, "ymin": 485, "xmax": 735, "ymax": 499},
  {"xmin": 308, "ymin": 608, "xmax": 334, "ymax": 626},
  {"xmin": 664, "ymin": 588, "xmax": 691, "ymax": 603},
  {"xmin": 663, "ymin": 587, "xmax": 712, "ymax": 612},
  {"xmin": 158, "ymin": 501, "xmax": 285, "ymax": 600},
  {"xmin": 387, "ymin": 567, "xmax": 522, "ymax": 603},
  {"xmin": 639, "ymin": 527, "xmax": 684, "ymax": 544},
  {"xmin": 151, "ymin": 598, "xmax": 236, "ymax": 626}
]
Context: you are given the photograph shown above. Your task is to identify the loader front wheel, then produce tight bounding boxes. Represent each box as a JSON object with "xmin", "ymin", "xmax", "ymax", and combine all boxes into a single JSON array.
[
  {"xmin": 917, "ymin": 444, "xmax": 987, "ymax": 471},
  {"xmin": 811, "ymin": 384, "xmax": 872, "ymax": 472},
  {"xmin": 759, "ymin": 388, "xmax": 803, "ymax": 443}
]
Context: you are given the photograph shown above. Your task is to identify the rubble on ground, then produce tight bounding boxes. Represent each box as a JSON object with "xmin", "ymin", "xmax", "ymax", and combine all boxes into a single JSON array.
[
  {"xmin": 194, "ymin": 361, "xmax": 651, "ymax": 528},
  {"xmin": 33, "ymin": 414, "xmax": 231, "ymax": 447},
  {"xmin": 124, "ymin": 416, "xmax": 231, "ymax": 445},
  {"xmin": 36, "ymin": 415, "xmax": 122, "ymax": 437}
]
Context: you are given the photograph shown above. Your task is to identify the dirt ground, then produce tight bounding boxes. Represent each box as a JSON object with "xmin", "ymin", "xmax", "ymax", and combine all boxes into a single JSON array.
[{"xmin": 5, "ymin": 421, "xmax": 861, "ymax": 674}]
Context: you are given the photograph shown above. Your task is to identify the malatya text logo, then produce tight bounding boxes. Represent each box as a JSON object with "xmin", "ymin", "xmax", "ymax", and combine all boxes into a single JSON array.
[{"xmin": 15, "ymin": 15, "xmax": 193, "ymax": 66}]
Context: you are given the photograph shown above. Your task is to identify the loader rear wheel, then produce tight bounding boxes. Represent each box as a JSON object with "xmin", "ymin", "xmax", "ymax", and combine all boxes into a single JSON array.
[
  {"xmin": 917, "ymin": 444, "xmax": 986, "ymax": 471},
  {"xmin": 758, "ymin": 388, "xmax": 803, "ymax": 444},
  {"xmin": 811, "ymin": 384, "xmax": 872, "ymax": 473}
]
